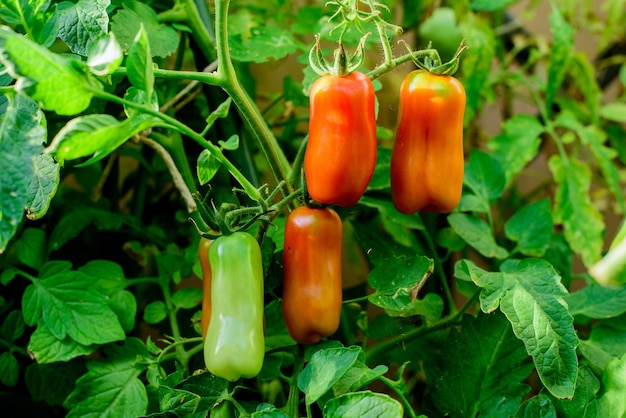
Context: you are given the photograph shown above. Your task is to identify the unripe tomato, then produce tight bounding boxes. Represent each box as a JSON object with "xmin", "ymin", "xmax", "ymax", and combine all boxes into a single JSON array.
[
  {"xmin": 390, "ymin": 70, "xmax": 466, "ymax": 214},
  {"xmin": 282, "ymin": 206, "xmax": 343, "ymax": 344},
  {"xmin": 304, "ymin": 71, "xmax": 377, "ymax": 207},
  {"xmin": 203, "ymin": 232, "xmax": 264, "ymax": 381}
]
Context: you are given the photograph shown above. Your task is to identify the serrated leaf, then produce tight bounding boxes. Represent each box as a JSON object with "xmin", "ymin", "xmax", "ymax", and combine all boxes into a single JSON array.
[
  {"xmin": 28, "ymin": 324, "xmax": 98, "ymax": 363},
  {"xmin": 0, "ymin": 0, "xmax": 58, "ymax": 47},
  {"xmin": 110, "ymin": 0, "xmax": 179, "ymax": 58},
  {"xmin": 0, "ymin": 93, "xmax": 47, "ymax": 253},
  {"xmin": 548, "ymin": 155, "xmax": 604, "ymax": 267},
  {"xmin": 22, "ymin": 263, "xmax": 126, "ymax": 345},
  {"xmin": 551, "ymin": 366, "xmax": 599, "ymax": 417},
  {"xmin": 57, "ymin": 0, "xmax": 110, "ymax": 56},
  {"xmin": 488, "ymin": 115, "xmax": 545, "ymax": 185},
  {"xmin": 545, "ymin": 7, "xmax": 574, "ymax": 114},
  {"xmin": 323, "ymin": 391, "xmax": 404, "ymax": 418},
  {"xmin": 0, "ymin": 26, "xmax": 102, "ymax": 115},
  {"xmin": 466, "ymin": 259, "xmax": 578, "ymax": 399},
  {"xmin": 64, "ymin": 338, "xmax": 149, "ymax": 418},
  {"xmin": 567, "ymin": 285, "xmax": 626, "ymax": 318},
  {"xmin": 504, "ymin": 199, "xmax": 553, "ymax": 256},
  {"xmin": 568, "ymin": 53, "xmax": 602, "ymax": 122},
  {"xmin": 229, "ymin": 25, "xmax": 302, "ymax": 63},
  {"xmin": 448, "ymin": 213, "xmax": 508, "ymax": 259},
  {"xmin": 425, "ymin": 312, "xmax": 533, "ymax": 417}
]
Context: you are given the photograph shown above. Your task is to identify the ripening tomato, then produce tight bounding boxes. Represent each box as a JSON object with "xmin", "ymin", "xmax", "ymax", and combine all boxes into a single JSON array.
[
  {"xmin": 390, "ymin": 70, "xmax": 466, "ymax": 214},
  {"xmin": 198, "ymin": 237, "xmax": 212, "ymax": 340},
  {"xmin": 304, "ymin": 71, "xmax": 377, "ymax": 207},
  {"xmin": 282, "ymin": 206, "xmax": 343, "ymax": 344}
]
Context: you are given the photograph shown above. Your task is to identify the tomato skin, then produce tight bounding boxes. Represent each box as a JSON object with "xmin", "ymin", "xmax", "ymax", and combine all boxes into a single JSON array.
[
  {"xmin": 203, "ymin": 232, "xmax": 264, "ymax": 381},
  {"xmin": 305, "ymin": 71, "xmax": 377, "ymax": 207},
  {"xmin": 390, "ymin": 70, "xmax": 466, "ymax": 214},
  {"xmin": 282, "ymin": 206, "xmax": 343, "ymax": 344},
  {"xmin": 198, "ymin": 237, "xmax": 212, "ymax": 340}
]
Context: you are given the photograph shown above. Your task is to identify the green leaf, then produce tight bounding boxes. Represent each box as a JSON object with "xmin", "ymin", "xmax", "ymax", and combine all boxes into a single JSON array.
[
  {"xmin": 143, "ymin": 301, "xmax": 167, "ymax": 324},
  {"xmin": 322, "ymin": 391, "xmax": 404, "ymax": 418},
  {"xmin": 64, "ymin": 338, "xmax": 149, "ymax": 418},
  {"xmin": 158, "ymin": 372, "xmax": 230, "ymax": 414},
  {"xmin": 459, "ymin": 14, "xmax": 496, "ymax": 120},
  {"xmin": 206, "ymin": 98, "xmax": 233, "ymax": 131},
  {"xmin": 425, "ymin": 312, "xmax": 532, "ymax": 417},
  {"xmin": 57, "ymin": 0, "xmax": 110, "ymax": 56},
  {"xmin": 229, "ymin": 25, "xmax": 303, "ymax": 63},
  {"xmin": 24, "ymin": 153, "xmax": 60, "ymax": 221},
  {"xmin": 504, "ymin": 199, "xmax": 553, "ymax": 257},
  {"xmin": 87, "ymin": 32, "xmax": 124, "ymax": 76},
  {"xmin": 367, "ymin": 147, "xmax": 391, "ymax": 191},
  {"xmin": 463, "ymin": 150, "xmax": 506, "ymax": 201},
  {"xmin": 22, "ymin": 261, "xmax": 126, "ymax": 345},
  {"xmin": 600, "ymin": 103, "xmax": 626, "ymax": 123},
  {"xmin": 0, "ymin": 310, "xmax": 24, "ymax": 343},
  {"xmin": 466, "ymin": 259, "xmax": 578, "ymax": 399},
  {"xmin": 28, "ymin": 324, "xmax": 98, "ymax": 363},
  {"xmin": 126, "ymin": 23, "xmax": 154, "ymax": 104},
  {"xmin": 0, "ymin": 93, "xmax": 47, "ymax": 253},
  {"xmin": 551, "ymin": 366, "xmax": 600, "ymax": 417},
  {"xmin": 577, "ymin": 325, "xmax": 626, "ymax": 372},
  {"xmin": 0, "ymin": 0, "xmax": 58, "ymax": 47},
  {"xmin": 548, "ymin": 155, "xmax": 604, "ymax": 267},
  {"xmin": 0, "ymin": 26, "xmax": 102, "ymax": 115},
  {"xmin": 568, "ymin": 53, "xmax": 602, "ymax": 122},
  {"xmin": 197, "ymin": 149, "xmax": 222, "ymax": 185},
  {"xmin": 488, "ymin": 115, "xmax": 545, "ymax": 185},
  {"xmin": 448, "ymin": 213, "xmax": 508, "ymax": 259},
  {"xmin": 515, "ymin": 394, "xmax": 557, "ymax": 417},
  {"xmin": 46, "ymin": 113, "xmax": 163, "ymax": 165},
  {"xmin": 171, "ymin": 287, "xmax": 202, "ymax": 310},
  {"xmin": 358, "ymin": 196, "xmax": 424, "ymax": 231},
  {"xmin": 470, "ymin": 0, "xmax": 517, "ymax": 11},
  {"xmin": 545, "ymin": 7, "xmax": 574, "ymax": 114},
  {"xmin": 298, "ymin": 346, "xmax": 361, "ymax": 405},
  {"xmin": 585, "ymin": 354, "xmax": 626, "ymax": 417},
  {"xmin": 253, "ymin": 403, "xmax": 290, "ymax": 417},
  {"xmin": 14, "ymin": 227, "xmax": 46, "ymax": 270},
  {"xmin": 567, "ymin": 285, "xmax": 626, "ymax": 319},
  {"xmin": 48, "ymin": 204, "xmax": 125, "ymax": 250},
  {"xmin": 219, "ymin": 134, "xmax": 239, "ymax": 151},
  {"xmin": 110, "ymin": 1, "xmax": 179, "ymax": 58},
  {"xmin": 25, "ymin": 362, "xmax": 85, "ymax": 407},
  {"xmin": 0, "ymin": 351, "xmax": 19, "ymax": 386}
]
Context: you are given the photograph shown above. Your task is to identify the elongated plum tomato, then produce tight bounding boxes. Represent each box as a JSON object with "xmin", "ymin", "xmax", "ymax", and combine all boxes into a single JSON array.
[
  {"xmin": 203, "ymin": 232, "xmax": 264, "ymax": 381},
  {"xmin": 282, "ymin": 206, "xmax": 343, "ymax": 344},
  {"xmin": 304, "ymin": 71, "xmax": 377, "ymax": 207},
  {"xmin": 390, "ymin": 70, "xmax": 466, "ymax": 214},
  {"xmin": 198, "ymin": 237, "xmax": 212, "ymax": 340}
]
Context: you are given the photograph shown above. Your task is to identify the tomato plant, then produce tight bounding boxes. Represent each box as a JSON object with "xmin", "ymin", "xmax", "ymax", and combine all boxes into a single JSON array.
[{"xmin": 0, "ymin": 0, "xmax": 625, "ymax": 417}]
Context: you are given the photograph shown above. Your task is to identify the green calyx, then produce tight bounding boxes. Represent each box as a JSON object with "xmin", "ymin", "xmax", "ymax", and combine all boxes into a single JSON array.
[
  {"xmin": 405, "ymin": 39, "xmax": 469, "ymax": 76},
  {"xmin": 308, "ymin": 34, "xmax": 369, "ymax": 76}
]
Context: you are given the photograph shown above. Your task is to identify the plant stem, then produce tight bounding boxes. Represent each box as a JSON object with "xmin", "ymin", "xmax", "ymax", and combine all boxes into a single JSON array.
[
  {"xmin": 378, "ymin": 376, "xmax": 418, "ymax": 418},
  {"xmin": 213, "ymin": 0, "xmax": 293, "ymax": 198},
  {"xmin": 285, "ymin": 346, "xmax": 305, "ymax": 418}
]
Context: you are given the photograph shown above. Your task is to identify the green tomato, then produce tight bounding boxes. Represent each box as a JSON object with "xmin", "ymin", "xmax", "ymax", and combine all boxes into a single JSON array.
[
  {"xmin": 418, "ymin": 7, "xmax": 463, "ymax": 62},
  {"xmin": 203, "ymin": 232, "xmax": 265, "ymax": 382}
]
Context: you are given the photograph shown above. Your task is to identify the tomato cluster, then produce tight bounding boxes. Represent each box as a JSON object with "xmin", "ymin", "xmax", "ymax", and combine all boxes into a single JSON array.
[{"xmin": 199, "ymin": 64, "xmax": 465, "ymax": 381}]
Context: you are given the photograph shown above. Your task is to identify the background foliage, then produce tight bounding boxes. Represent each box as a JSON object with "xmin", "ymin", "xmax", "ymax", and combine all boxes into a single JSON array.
[{"xmin": 1, "ymin": 0, "xmax": 626, "ymax": 417}]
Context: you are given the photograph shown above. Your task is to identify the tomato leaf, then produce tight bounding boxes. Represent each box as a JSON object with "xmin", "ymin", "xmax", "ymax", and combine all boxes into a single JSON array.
[
  {"xmin": 57, "ymin": 0, "xmax": 109, "ymax": 56},
  {"xmin": 461, "ymin": 258, "xmax": 578, "ymax": 399},
  {"xmin": 28, "ymin": 325, "xmax": 98, "ymax": 363},
  {"xmin": 448, "ymin": 213, "xmax": 508, "ymax": 259},
  {"xmin": 323, "ymin": 391, "xmax": 404, "ymax": 418},
  {"xmin": 548, "ymin": 155, "xmax": 604, "ymax": 267},
  {"xmin": 567, "ymin": 285, "xmax": 626, "ymax": 319},
  {"xmin": 545, "ymin": 7, "xmax": 574, "ymax": 114},
  {"xmin": 126, "ymin": 24, "xmax": 154, "ymax": 105},
  {"xmin": 0, "ymin": 26, "xmax": 102, "ymax": 115},
  {"xmin": 229, "ymin": 25, "xmax": 303, "ymax": 63},
  {"xmin": 424, "ymin": 312, "xmax": 533, "ymax": 417},
  {"xmin": 463, "ymin": 150, "xmax": 506, "ymax": 201},
  {"xmin": 64, "ymin": 338, "xmax": 149, "ymax": 418},
  {"xmin": 504, "ymin": 199, "xmax": 553, "ymax": 257},
  {"xmin": 584, "ymin": 354, "xmax": 626, "ymax": 417}
]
